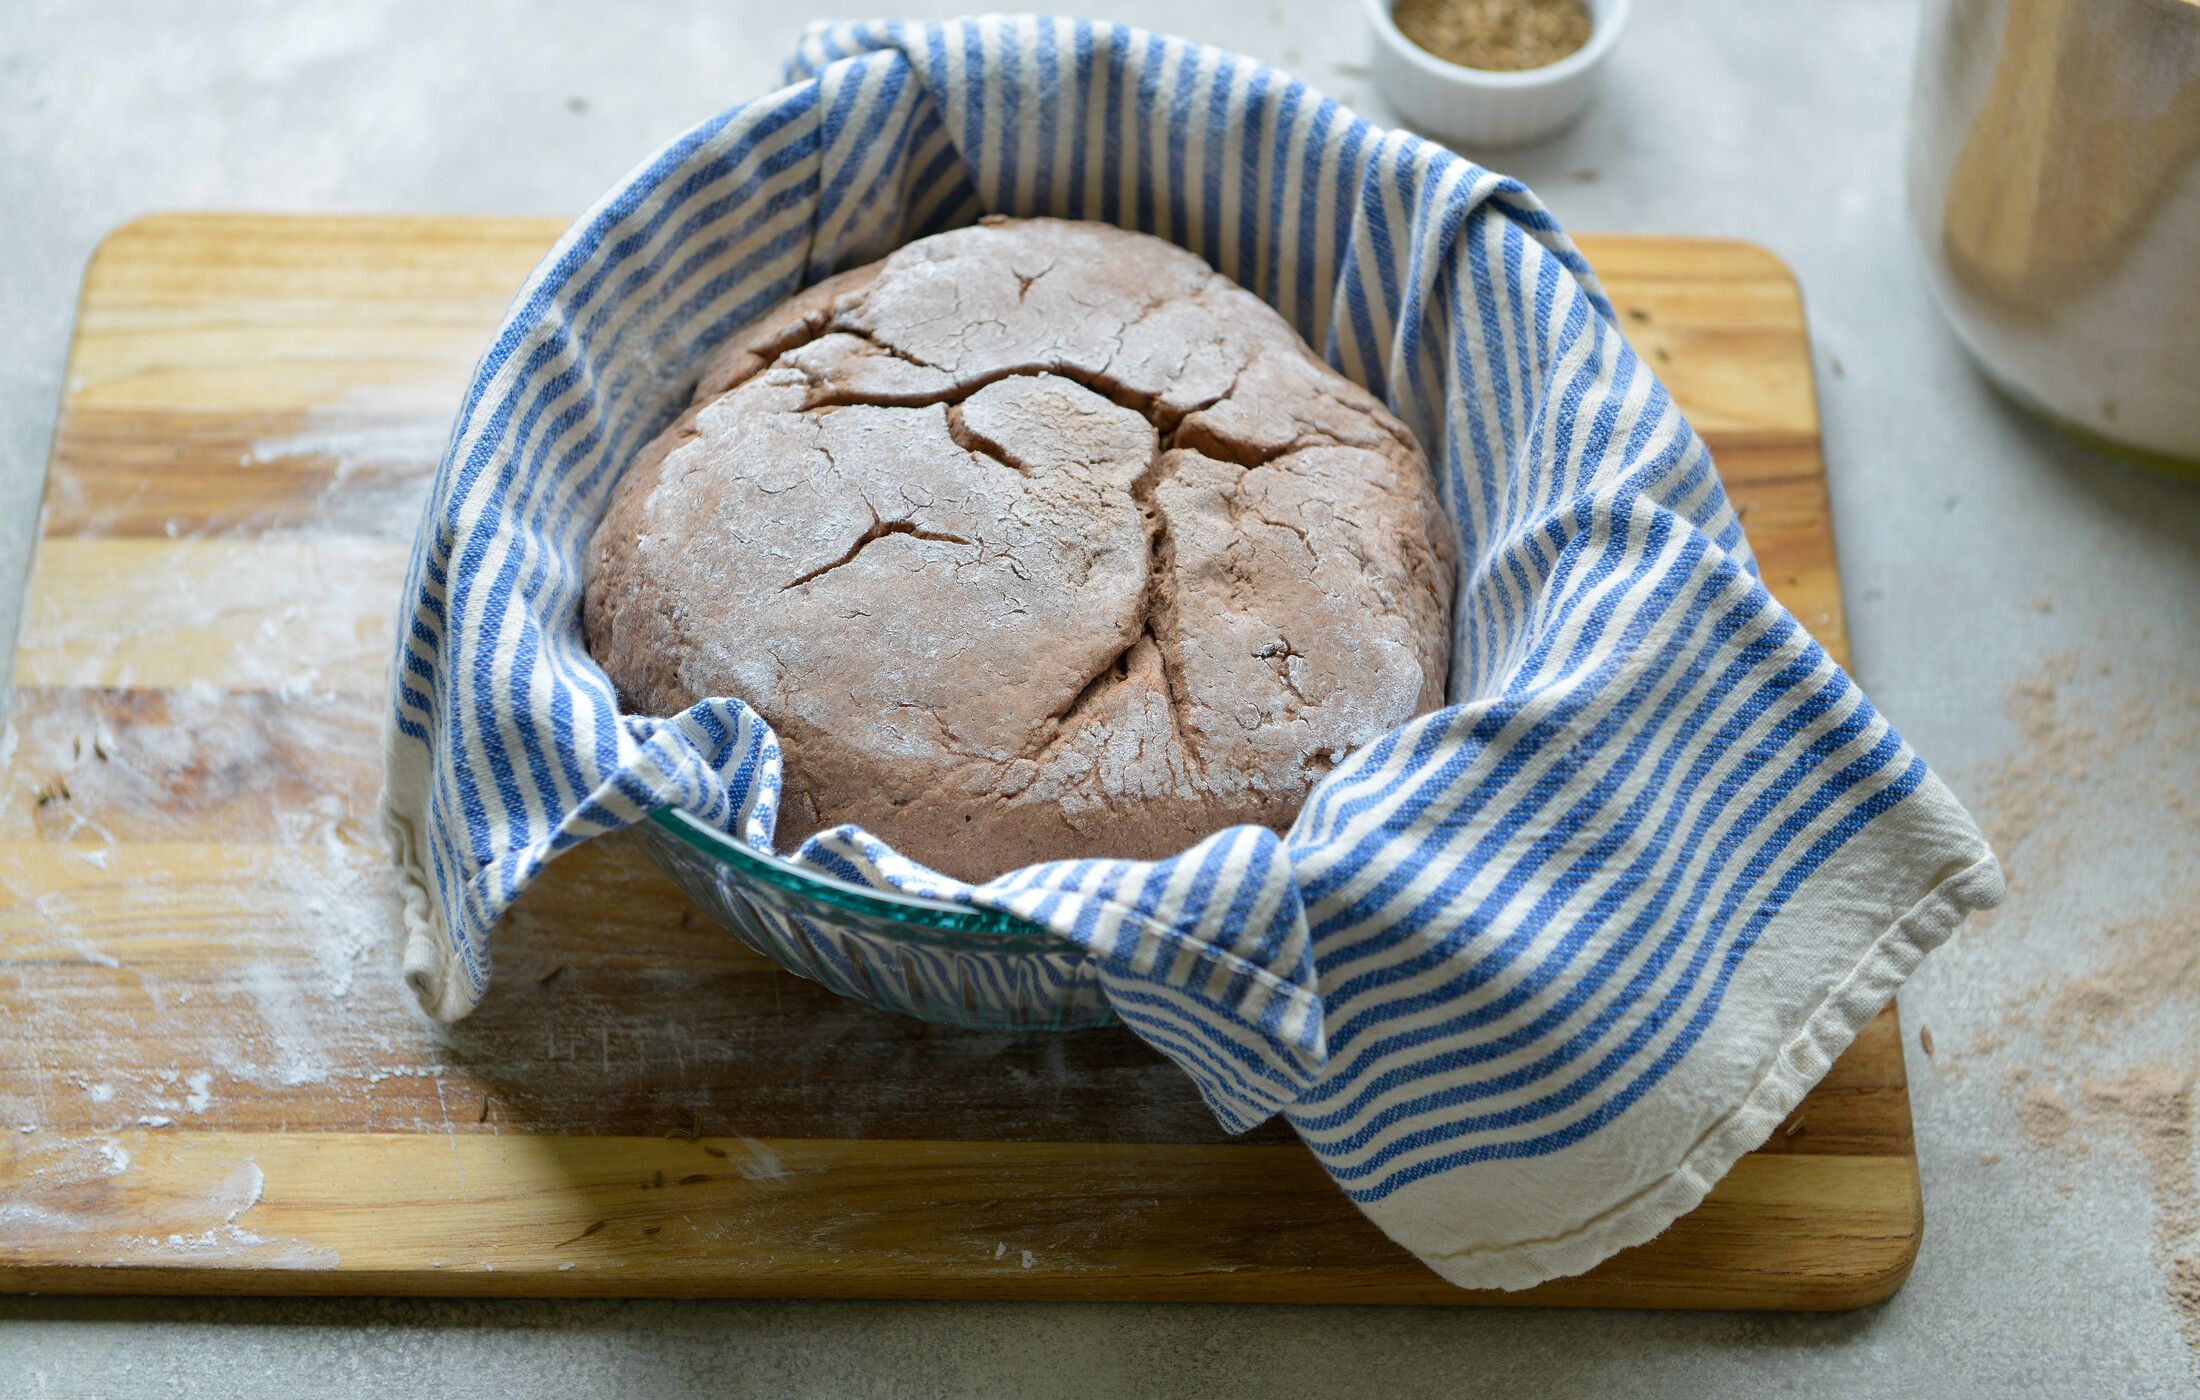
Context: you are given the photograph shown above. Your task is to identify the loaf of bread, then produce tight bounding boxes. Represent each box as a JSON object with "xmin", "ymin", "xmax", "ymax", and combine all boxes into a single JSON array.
[{"xmin": 584, "ymin": 217, "xmax": 1454, "ymax": 881}]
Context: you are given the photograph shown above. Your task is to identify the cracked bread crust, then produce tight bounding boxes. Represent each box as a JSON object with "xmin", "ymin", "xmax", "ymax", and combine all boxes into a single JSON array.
[{"xmin": 583, "ymin": 217, "xmax": 1454, "ymax": 881}]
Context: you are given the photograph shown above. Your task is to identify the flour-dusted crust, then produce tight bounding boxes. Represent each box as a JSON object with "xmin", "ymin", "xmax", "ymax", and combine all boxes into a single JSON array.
[{"xmin": 584, "ymin": 218, "xmax": 1454, "ymax": 880}]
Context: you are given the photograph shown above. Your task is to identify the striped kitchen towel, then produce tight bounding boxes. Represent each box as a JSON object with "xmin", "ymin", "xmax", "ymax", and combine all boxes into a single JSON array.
[{"xmin": 381, "ymin": 16, "xmax": 2004, "ymax": 1290}]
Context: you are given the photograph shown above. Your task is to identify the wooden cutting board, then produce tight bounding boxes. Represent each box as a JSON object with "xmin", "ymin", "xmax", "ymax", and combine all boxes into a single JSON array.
[{"xmin": 0, "ymin": 213, "xmax": 1911, "ymax": 1308}]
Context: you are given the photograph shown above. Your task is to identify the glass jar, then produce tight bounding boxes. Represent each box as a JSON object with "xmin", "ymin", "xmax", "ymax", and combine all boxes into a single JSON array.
[{"xmin": 1907, "ymin": 0, "xmax": 2200, "ymax": 477}]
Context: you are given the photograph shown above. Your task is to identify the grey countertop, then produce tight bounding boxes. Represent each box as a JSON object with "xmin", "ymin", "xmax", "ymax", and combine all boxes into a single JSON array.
[{"xmin": 3, "ymin": 1, "xmax": 2197, "ymax": 1395}]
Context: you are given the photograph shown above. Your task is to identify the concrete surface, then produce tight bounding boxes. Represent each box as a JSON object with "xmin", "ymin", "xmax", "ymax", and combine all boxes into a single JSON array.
[{"xmin": 3, "ymin": 1, "xmax": 2196, "ymax": 1395}]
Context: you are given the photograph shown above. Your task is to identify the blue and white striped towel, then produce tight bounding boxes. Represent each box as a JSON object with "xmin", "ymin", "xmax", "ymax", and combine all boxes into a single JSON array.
[{"xmin": 381, "ymin": 16, "xmax": 2004, "ymax": 1290}]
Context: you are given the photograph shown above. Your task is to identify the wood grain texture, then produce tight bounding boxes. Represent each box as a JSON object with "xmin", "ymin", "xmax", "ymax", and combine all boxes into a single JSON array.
[
  {"xmin": 0, "ymin": 1132, "xmax": 1918, "ymax": 1308},
  {"xmin": 0, "ymin": 213, "xmax": 1906, "ymax": 1308}
]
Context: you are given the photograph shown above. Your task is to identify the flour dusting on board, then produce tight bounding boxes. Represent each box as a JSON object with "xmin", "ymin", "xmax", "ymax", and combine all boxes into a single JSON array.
[
  {"xmin": 0, "ymin": 374, "xmax": 445, "ymax": 1267},
  {"xmin": 734, "ymin": 1135, "xmax": 789, "ymax": 1182},
  {"xmin": 221, "ymin": 1158, "xmax": 266, "ymax": 1225},
  {"xmin": 242, "ymin": 962, "xmax": 335, "ymax": 1087},
  {"xmin": 246, "ymin": 417, "xmax": 450, "ymax": 479},
  {"xmin": 0, "ymin": 257, "xmax": 1280, "ymax": 1291},
  {"xmin": 99, "ymin": 1148, "xmax": 334, "ymax": 1268}
]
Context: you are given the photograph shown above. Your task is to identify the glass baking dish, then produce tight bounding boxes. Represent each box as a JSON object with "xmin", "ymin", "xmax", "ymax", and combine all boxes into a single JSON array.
[{"xmin": 635, "ymin": 806, "xmax": 1114, "ymax": 1031}]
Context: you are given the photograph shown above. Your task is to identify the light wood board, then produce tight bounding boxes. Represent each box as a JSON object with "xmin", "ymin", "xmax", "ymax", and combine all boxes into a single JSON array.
[{"xmin": 0, "ymin": 213, "xmax": 1906, "ymax": 1308}]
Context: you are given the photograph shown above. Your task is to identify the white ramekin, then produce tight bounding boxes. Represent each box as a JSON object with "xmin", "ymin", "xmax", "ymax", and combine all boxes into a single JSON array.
[{"xmin": 1364, "ymin": 0, "xmax": 1633, "ymax": 149}]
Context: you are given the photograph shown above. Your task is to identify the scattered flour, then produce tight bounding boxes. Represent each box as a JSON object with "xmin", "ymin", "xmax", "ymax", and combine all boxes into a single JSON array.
[
  {"xmin": 241, "ymin": 962, "xmax": 333, "ymax": 1087},
  {"xmin": 70, "ymin": 942, "xmax": 121, "ymax": 969},
  {"xmin": 2172, "ymin": 1257, "xmax": 2200, "ymax": 1357},
  {"xmin": 2035, "ymin": 910, "xmax": 2200, "ymax": 1052},
  {"xmin": 244, "ymin": 417, "xmax": 450, "ymax": 477},
  {"xmin": 365, "ymin": 1064, "xmax": 452, "ymax": 1085},
  {"xmin": 0, "ymin": 385, "xmax": 429, "ymax": 1282},
  {"xmin": 221, "ymin": 1158, "xmax": 267, "ymax": 1226},
  {"xmin": 2016, "ymin": 1087, "xmax": 2075, "ymax": 1151},
  {"xmin": 306, "ymin": 828, "xmax": 381, "ymax": 1002},
  {"xmin": 2078, "ymin": 1070, "xmax": 2197, "ymax": 1247},
  {"xmin": 1969, "ymin": 656, "xmax": 2200, "ymax": 1365},
  {"xmin": 1974, "ymin": 653, "xmax": 2091, "ymax": 892},
  {"xmin": 735, "ymin": 1135, "xmax": 789, "ymax": 1182}
]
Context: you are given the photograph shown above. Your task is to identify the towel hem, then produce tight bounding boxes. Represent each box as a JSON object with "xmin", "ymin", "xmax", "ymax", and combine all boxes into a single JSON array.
[
  {"xmin": 1406, "ymin": 847, "xmax": 2004, "ymax": 1293},
  {"xmin": 382, "ymin": 753, "xmax": 479, "ymax": 1024}
]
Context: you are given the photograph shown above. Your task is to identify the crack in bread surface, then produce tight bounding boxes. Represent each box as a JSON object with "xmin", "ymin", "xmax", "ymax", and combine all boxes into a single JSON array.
[{"xmin": 777, "ymin": 506, "xmax": 977, "ymax": 593}]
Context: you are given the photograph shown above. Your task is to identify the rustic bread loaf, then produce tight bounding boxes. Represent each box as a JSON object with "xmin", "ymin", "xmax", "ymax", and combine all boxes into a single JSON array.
[{"xmin": 584, "ymin": 217, "xmax": 1453, "ymax": 881}]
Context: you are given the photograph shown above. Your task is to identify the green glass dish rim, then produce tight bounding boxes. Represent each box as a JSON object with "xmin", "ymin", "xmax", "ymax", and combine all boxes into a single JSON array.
[{"xmin": 645, "ymin": 806, "xmax": 1075, "ymax": 952}]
